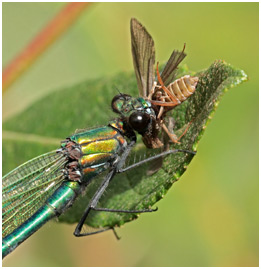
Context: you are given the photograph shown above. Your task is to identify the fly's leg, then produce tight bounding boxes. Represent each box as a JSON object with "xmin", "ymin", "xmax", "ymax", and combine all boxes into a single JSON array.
[
  {"xmin": 176, "ymin": 119, "xmax": 194, "ymax": 141},
  {"xmin": 162, "ymin": 123, "xmax": 180, "ymax": 144},
  {"xmin": 156, "ymin": 62, "xmax": 180, "ymax": 106},
  {"xmin": 147, "ymin": 81, "xmax": 157, "ymax": 100},
  {"xmin": 147, "ymin": 117, "xmax": 174, "ymax": 175},
  {"xmin": 162, "ymin": 116, "xmax": 193, "ymax": 144}
]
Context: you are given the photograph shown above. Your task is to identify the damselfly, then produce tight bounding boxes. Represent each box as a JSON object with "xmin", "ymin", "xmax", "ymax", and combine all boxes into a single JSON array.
[{"xmin": 2, "ymin": 18, "xmax": 198, "ymax": 258}]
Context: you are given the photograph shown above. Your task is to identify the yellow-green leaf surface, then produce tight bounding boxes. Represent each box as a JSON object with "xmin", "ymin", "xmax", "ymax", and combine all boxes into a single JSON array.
[{"xmin": 3, "ymin": 60, "xmax": 247, "ymax": 229}]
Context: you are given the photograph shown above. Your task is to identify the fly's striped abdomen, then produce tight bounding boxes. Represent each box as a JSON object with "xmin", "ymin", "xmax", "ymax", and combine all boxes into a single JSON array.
[
  {"xmin": 149, "ymin": 75, "xmax": 198, "ymax": 115},
  {"xmin": 147, "ymin": 74, "xmax": 198, "ymax": 144},
  {"xmin": 2, "ymin": 181, "xmax": 81, "ymax": 258},
  {"xmin": 166, "ymin": 75, "xmax": 198, "ymax": 103}
]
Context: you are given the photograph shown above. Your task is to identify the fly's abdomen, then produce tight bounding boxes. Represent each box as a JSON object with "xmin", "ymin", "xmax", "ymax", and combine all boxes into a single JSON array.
[
  {"xmin": 68, "ymin": 126, "xmax": 127, "ymax": 183},
  {"xmin": 167, "ymin": 75, "xmax": 198, "ymax": 103}
]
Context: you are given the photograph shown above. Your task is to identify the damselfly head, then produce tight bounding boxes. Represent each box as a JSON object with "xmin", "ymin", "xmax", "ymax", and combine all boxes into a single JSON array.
[
  {"xmin": 111, "ymin": 94, "xmax": 162, "ymax": 148},
  {"xmin": 111, "ymin": 94, "xmax": 155, "ymax": 118},
  {"xmin": 111, "ymin": 94, "xmax": 132, "ymax": 114}
]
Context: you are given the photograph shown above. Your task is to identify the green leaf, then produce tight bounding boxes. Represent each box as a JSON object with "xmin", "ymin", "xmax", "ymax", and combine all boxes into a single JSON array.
[{"xmin": 3, "ymin": 60, "xmax": 247, "ymax": 229}]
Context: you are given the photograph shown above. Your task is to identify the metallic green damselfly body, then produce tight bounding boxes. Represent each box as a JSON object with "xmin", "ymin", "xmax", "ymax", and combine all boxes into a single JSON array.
[
  {"xmin": 2, "ymin": 119, "xmax": 130, "ymax": 257},
  {"xmin": 2, "ymin": 18, "xmax": 197, "ymax": 258}
]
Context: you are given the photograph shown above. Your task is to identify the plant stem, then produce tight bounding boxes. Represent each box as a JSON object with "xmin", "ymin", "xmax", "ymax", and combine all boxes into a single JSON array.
[{"xmin": 2, "ymin": 2, "xmax": 92, "ymax": 92}]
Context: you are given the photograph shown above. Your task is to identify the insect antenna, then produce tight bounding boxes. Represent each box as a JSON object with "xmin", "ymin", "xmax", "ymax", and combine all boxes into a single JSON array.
[
  {"xmin": 113, "ymin": 85, "xmax": 127, "ymax": 99},
  {"xmin": 113, "ymin": 85, "xmax": 130, "ymax": 102},
  {"xmin": 113, "ymin": 85, "xmax": 122, "ymax": 95}
]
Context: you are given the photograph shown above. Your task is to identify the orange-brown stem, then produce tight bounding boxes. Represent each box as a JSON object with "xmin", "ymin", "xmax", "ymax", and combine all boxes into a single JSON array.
[{"xmin": 3, "ymin": 2, "xmax": 91, "ymax": 92}]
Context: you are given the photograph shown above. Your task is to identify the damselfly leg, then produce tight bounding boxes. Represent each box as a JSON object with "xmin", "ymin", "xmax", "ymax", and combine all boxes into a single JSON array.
[{"xmin": 74, "ymin": 144, "xmax": 196, "ymax": 237}]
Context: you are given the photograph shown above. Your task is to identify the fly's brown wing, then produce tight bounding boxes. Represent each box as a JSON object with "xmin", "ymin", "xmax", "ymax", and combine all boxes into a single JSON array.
[
  {"xmin": 160, "ymin": 45, "xmax": 186, "ymax": 87},
  {"xmin": 130, "ymin": 18, "xmax": 155, "ymax": 97}
]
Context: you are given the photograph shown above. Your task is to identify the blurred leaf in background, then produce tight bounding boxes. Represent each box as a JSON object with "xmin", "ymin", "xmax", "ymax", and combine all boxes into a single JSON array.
[{"xmin": 2, "ymin": 2, "xmax": 258, "ymax": 267}]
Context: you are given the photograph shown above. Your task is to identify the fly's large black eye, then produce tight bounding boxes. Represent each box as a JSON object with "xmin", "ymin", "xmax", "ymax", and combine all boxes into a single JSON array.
[{"xmin": 129, "ymin": 112, "xmax": 151, "ymax": 133}]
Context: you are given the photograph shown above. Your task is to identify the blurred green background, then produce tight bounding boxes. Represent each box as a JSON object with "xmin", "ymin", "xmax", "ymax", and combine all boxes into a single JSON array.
[{"xmin": 2, "ymin": 2, "xmax": 258, "ymax": 267}]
